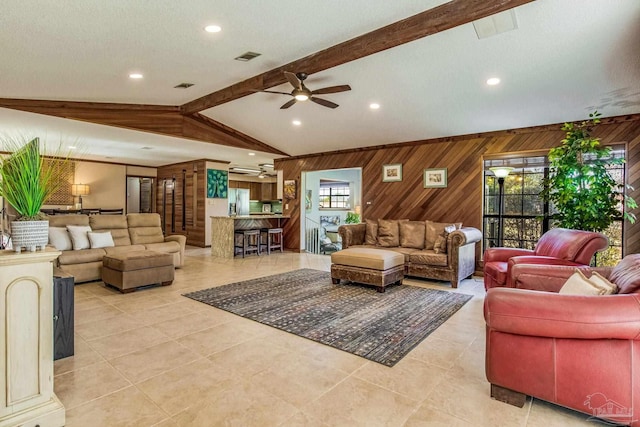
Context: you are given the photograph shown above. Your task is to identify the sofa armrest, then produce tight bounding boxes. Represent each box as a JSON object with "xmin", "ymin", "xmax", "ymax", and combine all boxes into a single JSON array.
[
  {"xmin": 338, "ymin": 224, "xmax": 366, "ymax": 249},
  {"xmin": 510, "ymin": 263, "xmax": 613, "ymax": 292},
  {"xmin": 485, "ymin": 288, "xmax": 640, "ymax": 340},
  {"xmin": 449, "ymin": 227, "xmax": 482, "ymax": 247},
  {"xmin": 165, "ymin": 234, "xmax": 186, "ymax": 267},
  {"xmin": 484, "ymin": 247, "xmax": 534, "ymax": 263}
]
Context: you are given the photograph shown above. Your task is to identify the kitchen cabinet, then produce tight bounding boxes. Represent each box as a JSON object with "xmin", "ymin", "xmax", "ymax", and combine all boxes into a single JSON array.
[{"xmin": 261, "ymin": 183, "xmax": 272, "ymax": 200}]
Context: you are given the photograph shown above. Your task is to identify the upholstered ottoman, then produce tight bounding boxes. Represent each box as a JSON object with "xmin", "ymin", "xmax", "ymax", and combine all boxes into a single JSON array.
[
  {"xmin": 331, "ymin": 248, "xmax": 404, "ymax": 293},
  {"xmin": 102, "ymin": 250, "xmax": 174, "ymax": 293}
]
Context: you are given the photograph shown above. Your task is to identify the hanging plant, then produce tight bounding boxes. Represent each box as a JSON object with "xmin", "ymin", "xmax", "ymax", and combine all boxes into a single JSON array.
[{"xmin": 541, "ymin": 111, "xmax": 637, "ymax": 232}]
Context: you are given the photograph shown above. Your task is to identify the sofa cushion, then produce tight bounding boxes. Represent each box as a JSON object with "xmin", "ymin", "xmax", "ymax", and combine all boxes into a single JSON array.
[
  {"xmin": 58, "ymin": 248, "xmax": 107, "ymax": 265},
  {"xmin": 49, "ymin": 227, "xmax": 72, "ymax": 251},
  {"xmin": 48, "ymin": 214, "xmax": 89, "ymax": 228},
  {"xmin": 377, "ymin": 219, "xmax": 400, "ymax": 247},
  {"xmin": 609, "ymin": 254, "xmax": 640, "ymax": 294},
  {"xmin": 104, "ymin": 245, "xmax": 147, "ymax": 256},
  {"xmin": 365, "ymin": 219, "xmax": 378, "ymax": 246},
  {"xmin": 144, "ymin": 241, "xmax": 181, "ymax": 254},
  {"xmin": 331, "ymin": 248, "xmax": 404, "ymax": 271},
  {"xmin": 410, "ymin": 250, "xmax": 448, "ymax": 267},
  {"xmin": 88, "ymin": 231, "xmax": 115, "ymax": 249},
  {"xmin": 127, "ymin": 213, "xmax": 162, "ymax": 227},
  {"xmin": 67, "ymin": 225, "xmax": 92, "ymax": 250},
  {"xmin": 400, "ymin": 221, "xmax": 426, "ymax": 249},
  {"xmin": 433, "ymin": 225, "xmax": 457, "ymax": 254},
  {"xmin": 90, "ymin": 215, "xmax": 132, "ymax": 246},
  {"xmin": 129, "ymin": 227, "xmax": 165, "ymax": 245},
  {"xmin": 426, "ymin": 221, "xmax": 462, "ymax": 250},
  {"xmin": 387, "ymin": 247, "xmax": 419, "ymax": 263}
]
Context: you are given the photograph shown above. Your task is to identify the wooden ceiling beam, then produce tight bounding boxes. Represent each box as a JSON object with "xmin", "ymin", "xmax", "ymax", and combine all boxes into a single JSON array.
[
  {"xmin": 181, "ymin": 0, "xmax": 535, "ymax": 114},
  {"xmin": 0, "ymin": 98, "xmax": 288, "ymax": 156}
]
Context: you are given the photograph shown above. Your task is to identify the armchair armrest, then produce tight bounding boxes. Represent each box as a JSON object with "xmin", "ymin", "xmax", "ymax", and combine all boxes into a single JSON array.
[
  {"xmin": 338, "ymin": 224, "xmax": 366, "ymax": 249},
  {"xmin": 484, "ymin": 247, "xmax": 534, "ymax": 263},
  {"xmin": 510, "ymin": 263, "xmax": 613, "ymax": 292},
  {"xmin": 485, "ymin": 288, "xmax": 640, "ymax": 340}
]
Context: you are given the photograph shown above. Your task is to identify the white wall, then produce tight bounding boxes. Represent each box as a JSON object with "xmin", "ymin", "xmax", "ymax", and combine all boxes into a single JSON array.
[
  {"xmin": 205, "ymin": 161, "xmax": 230, "ymax": 246},
  {"xmin": 75, "ymin": 162, "xmax": 127, "ymax": 209},
  {"xmin": 304, "ymin": 168, "xmax": 362, "ymax": 227},
  {"xmin": 126, "ymin": 166, "xmax": 157, "ymax": 177}
]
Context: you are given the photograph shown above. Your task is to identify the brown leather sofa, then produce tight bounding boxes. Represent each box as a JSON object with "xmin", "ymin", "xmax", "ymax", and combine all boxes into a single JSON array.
[
  {"xmin": 483, "ymin": 228, "xmax": 608, "ymax": 290},
  {"xmin": 338, "ymin": 219, "xmax": 482, "ymax": 288},
  {"xmin": 484, "ymin": 254, "xmax": 640, "ymax": 426},
  {"xmin": 48, "ymin": 213, "xmax": 186, "ymax": 283}
]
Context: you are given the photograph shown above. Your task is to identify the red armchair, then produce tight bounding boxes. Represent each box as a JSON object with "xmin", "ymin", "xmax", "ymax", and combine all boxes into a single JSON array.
[
  {"xmin": 484, "ymin": 255, "xmax": 640, "ymax": 426},
  {"xmin": 483, "ymin": 228, "xmax": 608, "ymax": 290}
]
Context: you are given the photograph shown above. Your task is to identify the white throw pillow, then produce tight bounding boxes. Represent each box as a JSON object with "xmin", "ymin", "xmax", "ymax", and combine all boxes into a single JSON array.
[
  {"xmin": 559, "ymin": 269, "xmax": 607, "ymax": 296},
  {"xmin": 589, "ymin": 272, "xmax": 618, "ymax": 295},
  {"xmin": 88, "ymin": 231, "xmax": 115, "ymax": 249},
  {"xmin": 48, "ymin": 227, "xmax": 73, "ymax": 251},
  {"xmin": 66, "ymin": 225, "xmax": 92, "ymax": 250}
]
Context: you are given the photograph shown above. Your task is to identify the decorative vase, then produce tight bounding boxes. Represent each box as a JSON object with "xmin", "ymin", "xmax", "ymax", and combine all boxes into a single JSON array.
[{"xmin": 10, "ymin": 220, "xmax": 49, "ymax": 253}]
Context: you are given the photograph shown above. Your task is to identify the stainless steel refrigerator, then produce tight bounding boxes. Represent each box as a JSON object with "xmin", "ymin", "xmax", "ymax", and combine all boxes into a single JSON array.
[{"xmin": 229, "ymin": 188, "xmax": 250, "ymax": 216}]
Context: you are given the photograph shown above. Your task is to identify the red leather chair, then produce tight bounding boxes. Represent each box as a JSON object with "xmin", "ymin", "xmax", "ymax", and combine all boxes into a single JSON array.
[
  {"xmin": 483, "ymin": 228, "xmax": 608, "ymax": 290},
  {"xmin": 484, "ymin": 254, "xmax": 640, "ymax": 426}
]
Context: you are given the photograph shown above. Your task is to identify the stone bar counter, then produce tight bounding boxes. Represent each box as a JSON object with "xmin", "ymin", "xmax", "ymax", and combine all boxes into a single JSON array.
[{"xmin": 210, "ymin": 215, "xmax": 290, "ymax": 258}]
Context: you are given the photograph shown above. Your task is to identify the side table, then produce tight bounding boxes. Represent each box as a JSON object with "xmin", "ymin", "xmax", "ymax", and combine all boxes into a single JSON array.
[{"xmin": 53, "ymin": 272, "xmax": 74, "ymax": 360}]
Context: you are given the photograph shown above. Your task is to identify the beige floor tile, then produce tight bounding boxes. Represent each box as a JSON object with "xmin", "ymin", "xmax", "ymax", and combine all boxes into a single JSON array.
[
  {"xmin": 54, "ymin": 361, "xmax": 131, "ymax": 409},
  {"xmin": 354, "ymin": 357, "xmax": 448, "ymax": 399},
  {"xmin": 74, "ymin": 304, "xmax": 125, "ymax": 326},
  {"xmin": 526, "ymin": 399, "xmax": 593, "ymax": 426},
  {"xmin": 75, "ymin": 313, "xmax": 143, "ymax": 341},
  {"xmin": 176, "ymin": 322, "xmax": 258, "ymax": 356},
  {"xmin": 279, "ymin": 411, "xmax": 330, "ymax": 426},
  {"xmin": 151, "ymin": 309, "xmax": 234, "ymax": 338},
  {"xmin": 207, "ymin": 337, "xmax": 290, "ymax": 379},
  {"xmin": 403, "ymin": 400, "xmax": 474, "ymax": 426},
  {"xmin": 171, "ymin": 379, "xmax": 298, "ymax": 427},
  {"xmin": 64, "ymin": 386, "xmax": 167, "ymax": 427},
  {"xmin": 137, "ymin": 358, "xmax": 233, "ymax": 415},
  {"xmin": 110, "ymin": 341, "xmax": 201, "ymax": 383},
  {"xmin": 408, "ymin": 336, "xmax": 470, "ymax": 370},
  {"xmin": 126, "ymin": 300, "xmax": 204, "ymax": 325},
  {"xmin": 54, "ymin": 335, "xmax": 105, "ymax": 375},
  {"xmin": 87, "ymin": 326, "xmax": 170, "ymax": 359},
  {"xmin": 74, "ymin": 296, "xmax": 111, "ymax": 311},
  {"xmin": 302, "ymin": 376, "xmax": 420, "ymax": 427}
]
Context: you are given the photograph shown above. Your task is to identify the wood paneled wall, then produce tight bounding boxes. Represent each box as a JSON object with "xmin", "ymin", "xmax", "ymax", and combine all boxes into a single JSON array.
[
  {"xmin": 275, "ymin": 115, "xmax": 640, "ymax": 257},
  {"xmin": 156, "ymin": 160, "xmax": 207, "ymax": 247}
]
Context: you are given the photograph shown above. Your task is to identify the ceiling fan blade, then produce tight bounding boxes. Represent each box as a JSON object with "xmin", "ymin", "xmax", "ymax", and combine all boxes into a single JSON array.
[
  {"xmin": 284, "ymin": 71, "xmax": 301, "ymax": 90},
  {"xmin": 310, "ymin": 97, "xmax": 339, "ymax": 109},
  {"xmin": 280, "ymin": 99, "xmax": 297, "ymax": 109},
  {"xmin": 311, "ymin": 85, "xmax": 352, "ymax": 95},
  {"xmin": 252, "ymin": 89, "xmax": 292, "ymax": 96}
]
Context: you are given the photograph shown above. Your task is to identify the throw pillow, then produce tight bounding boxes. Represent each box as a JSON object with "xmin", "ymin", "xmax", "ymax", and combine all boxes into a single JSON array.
[
  {"xmin": 400, "ymin": 221, "xmax": 426, "ymax": 249},
  {"xmin": 589, "ymin": 272, "xmax": 618, "ymax": 295},
  {"xmin": 608, "ymin": 254, "xmax": 640, "ymax": 294},
  {"xmin": 433, "ymin": 225, "xmax": 456, "ymax": 254},
  {"xmin": 66, "ymin": 225, "xmax": 92, "ymax": 250},
  {"xmin": 559, "ymin": 269, "xmax": 608, "ymax": 295},
  {"xmin": 377, "ymin": 219, "xmax": 401, "ymax": 247},
  {"xmin": 365, "ymin": 219, "xmax": 378, "ymax": 245},
  {"xmin": 88, "ymin": 231, "xmax": 115, "ymax": 249},
  {"xmin": 48, "ymin": 227, "xmax": 73, "ymax": 251},
  {"xmin": 425, "ymin": 221, "xmax": 462, "ymax": 250}
]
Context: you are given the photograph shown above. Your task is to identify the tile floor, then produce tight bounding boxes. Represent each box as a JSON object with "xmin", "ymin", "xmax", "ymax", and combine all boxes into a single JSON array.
[{"xmin": 55, "ymin": 248, "xmax": 598, "ymax": 426}]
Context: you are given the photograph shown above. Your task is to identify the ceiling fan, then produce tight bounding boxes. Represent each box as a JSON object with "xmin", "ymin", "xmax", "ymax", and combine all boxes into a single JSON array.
[{"xmin": 256, "ymin": 71, "xmax": 351, "ymax": 109}]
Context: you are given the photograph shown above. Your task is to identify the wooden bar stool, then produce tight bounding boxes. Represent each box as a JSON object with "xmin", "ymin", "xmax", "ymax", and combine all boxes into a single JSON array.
[
  {"xmin": 234, "ymin": 229, "xmax": 261, "ymax": 258},
  {"xmin": 260, "ymin": 228, "xmax": 283, "ymax": 255}
]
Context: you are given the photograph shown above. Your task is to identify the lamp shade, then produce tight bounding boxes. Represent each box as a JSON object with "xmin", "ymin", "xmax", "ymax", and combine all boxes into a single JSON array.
[
  {"xmin": 489, "ymin": 167, "xmax": 514, "ymax": 178},
  {"xmin": 71, "ymin": 184, "xmax": 90, "ymax": 196}
]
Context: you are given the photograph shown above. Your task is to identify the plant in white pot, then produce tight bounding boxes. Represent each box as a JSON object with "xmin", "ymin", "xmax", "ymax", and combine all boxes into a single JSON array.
[{"xmin": 0, "ymin": 137, "xmax": 70, "ymax": 253}]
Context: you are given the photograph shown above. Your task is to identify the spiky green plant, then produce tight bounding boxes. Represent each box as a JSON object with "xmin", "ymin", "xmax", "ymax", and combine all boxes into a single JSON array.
[{"xmin": 0, "ymin": 137, "xmax": 71, "ymax": 220}]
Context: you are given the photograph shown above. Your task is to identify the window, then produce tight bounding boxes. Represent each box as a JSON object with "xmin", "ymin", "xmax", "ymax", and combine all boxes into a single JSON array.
[
  {"xmin": 483, "ymin": 148, "xmax": 625, "ymax": 266},
  {"xmin": 319, "ymin": 180, "xmax": 350, "ymax": 209}
]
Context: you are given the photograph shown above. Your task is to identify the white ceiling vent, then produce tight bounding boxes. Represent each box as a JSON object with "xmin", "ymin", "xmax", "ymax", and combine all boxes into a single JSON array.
[
  {"xmin": 234, "ymin": 51, "xmax": 262, "ymax": 62},
  {"xmin": 174, "ymin": 82, "xmax": 194, "ymax": 89},
  {"xmin": 473, "ymin": 9, "xmax": 518, "ymax": 39}
]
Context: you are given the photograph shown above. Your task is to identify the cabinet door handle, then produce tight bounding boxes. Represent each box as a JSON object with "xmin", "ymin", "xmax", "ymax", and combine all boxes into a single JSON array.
[{"xmin": 53, "ymin": 315, "xmax": 59, "ymax": 321}]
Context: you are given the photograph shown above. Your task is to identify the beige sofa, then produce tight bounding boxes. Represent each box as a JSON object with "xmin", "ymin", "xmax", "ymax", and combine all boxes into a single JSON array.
[
  {"xmin": 338, "ymin": 219, "xmax": 482, "ymax": 288},
  {"xmin": 48, "ymin": 213, "xmax": 186, "ymax": 283}
]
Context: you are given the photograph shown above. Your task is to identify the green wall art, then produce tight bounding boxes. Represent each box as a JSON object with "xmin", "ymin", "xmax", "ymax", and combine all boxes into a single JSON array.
[{"xmin": 207, "ymin": 169, "xmax": 228, "ymax": 198}]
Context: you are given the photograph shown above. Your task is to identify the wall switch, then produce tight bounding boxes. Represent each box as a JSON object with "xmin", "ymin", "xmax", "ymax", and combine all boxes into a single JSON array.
[{"xmin": 285, "ymin": 203, "xmax": 289, "ymax": 210}]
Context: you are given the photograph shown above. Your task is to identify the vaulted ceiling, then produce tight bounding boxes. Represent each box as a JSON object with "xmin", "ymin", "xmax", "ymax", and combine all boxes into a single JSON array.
[{"xmin": 1, "ymin": 0, "xmax": 638, "ymax": 168}]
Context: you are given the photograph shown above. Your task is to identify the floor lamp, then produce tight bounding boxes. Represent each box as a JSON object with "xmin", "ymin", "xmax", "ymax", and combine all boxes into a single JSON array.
[{"xmin": 489, "ymin": 167, "xmax": 513, "ymax": 247}]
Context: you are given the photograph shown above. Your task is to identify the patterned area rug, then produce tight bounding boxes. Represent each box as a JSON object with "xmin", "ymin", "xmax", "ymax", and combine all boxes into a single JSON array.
[{"xmin": 183, "ymin": 269, "xmax": 472, "ymax": 367}]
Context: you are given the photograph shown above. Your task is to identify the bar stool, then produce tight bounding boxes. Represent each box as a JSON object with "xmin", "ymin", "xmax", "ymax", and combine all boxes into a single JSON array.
[
  {"xmin": 260, "ymin": 228, "xmax": 283, "ymax": 254},
  {"xmin": 234, "ymin": 229, "xmax": 261, "ymax": 258}
]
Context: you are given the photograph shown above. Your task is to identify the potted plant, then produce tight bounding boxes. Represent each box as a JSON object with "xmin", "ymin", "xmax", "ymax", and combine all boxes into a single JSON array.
[
  {"xmin": 541, "ymin": 111, "xmax": 636, "ymax": 232},
  {"xmin": 345, "ymin": 211, "xmax": 360, "ymax": 224},
  {"xmin": 0, "ymin": 137, "xmax": 70, "ymax": 252}
]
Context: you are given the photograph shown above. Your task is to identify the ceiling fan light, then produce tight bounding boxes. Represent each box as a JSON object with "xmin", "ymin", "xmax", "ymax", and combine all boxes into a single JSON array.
[{"xmin": 294, "ymin": 93, "xmax": 309, "ymax": 101}]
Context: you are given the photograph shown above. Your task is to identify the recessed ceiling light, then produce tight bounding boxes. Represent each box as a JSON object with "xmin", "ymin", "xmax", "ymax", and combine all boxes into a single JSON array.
[
  {"xmin": 369, "ymin": 103, "xmax": 380, "ymax": 110},
  {"xmin": 292, "ymin": 120, "xmax": 302, "ymax": 126},
  {"xmin": 487, "ymin": 77, "xmax": 501, "ymax": 86},
  {"xmin": 248, "ymin": 152, "xmax": 255, "ymax": 156},
  {"xmin": 204, "ymin": 25, "xmax": 222, "ymax": 33},
  {"xmin": 129, "ymin": 73, "xmax": 143, "ymax": 79},
  {"xmin": 68, "ymin": 146, "xmax": 76, "ymax": 149}
]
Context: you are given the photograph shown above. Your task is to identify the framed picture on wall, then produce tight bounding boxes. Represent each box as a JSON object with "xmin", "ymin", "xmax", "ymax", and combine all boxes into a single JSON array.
[
  {"xmin": 284, "ymin": 180, "xmax": 296, "ymax": 199},
  {"xmin": 207, "ymin": 169, "xmax": 228, "ymax": 198},
  {"xmin": 305, "ymin": 189, "xmax": 312, "ymax": 211},
  {"xmin": 423, "ymin": 168, "xmax": 447, "ymax": 188},
  {"xmin": 382, "ymin": 164, "xmax": 402, "ymax": 182}
]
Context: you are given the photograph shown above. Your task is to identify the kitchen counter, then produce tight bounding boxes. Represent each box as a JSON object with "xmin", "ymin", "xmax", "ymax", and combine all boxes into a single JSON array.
[{"xmin": 210, "ymin": 215, "xmax": 289, "ymax": 258}]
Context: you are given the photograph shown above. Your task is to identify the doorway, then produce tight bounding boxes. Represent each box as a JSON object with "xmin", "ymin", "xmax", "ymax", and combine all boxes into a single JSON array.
[{"xmin": 126, "ymin": 177, "xmax": 154, "ymax": 214}]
